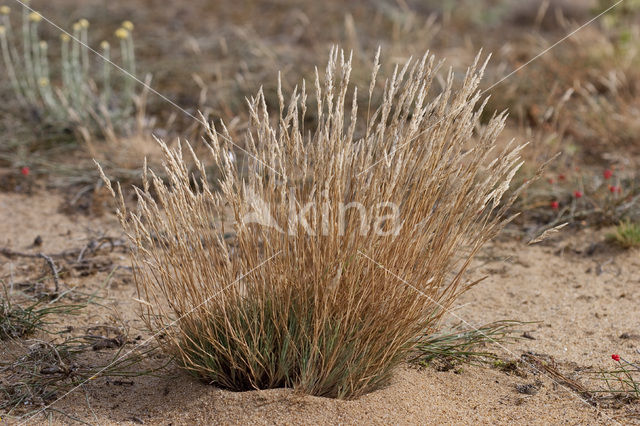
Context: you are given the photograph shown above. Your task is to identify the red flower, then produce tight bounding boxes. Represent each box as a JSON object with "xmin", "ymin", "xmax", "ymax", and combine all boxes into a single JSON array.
[
  {"xmin": 573, "ymin": 190, "xmax": 583, "ymax": 199},
  {"xmin": 612, "ymin": 354, "xmax": 620, "ymax": 362},
  {"xmin": 603, "ymin": 169, "xmax": 613, "ymax": 180},
  {"xmin": 20, "ymin": 166, "xmax": 30, "ymax": 176},
  {"xmin": 609, "ymin": 185, "xmax": 619, "ymax": 193},
  {"xmin": 558, "ymin": 174, "xmax": 566, "ymax": 181},
  {"xmin": 550, "ymin": 201, "xmax": 559, "ymax": 210},
  {"xmin": 547, "ymin": 178, "xmax": 555, "ymax": 184}
]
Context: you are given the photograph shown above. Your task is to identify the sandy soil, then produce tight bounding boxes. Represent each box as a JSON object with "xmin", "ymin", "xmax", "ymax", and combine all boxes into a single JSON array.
[{"xmin": 1, "ymin": 190, "xmax": 638, "ymax": 425}]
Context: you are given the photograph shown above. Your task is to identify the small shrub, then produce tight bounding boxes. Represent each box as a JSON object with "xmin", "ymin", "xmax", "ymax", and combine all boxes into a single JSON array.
[
  {"xmin": 100, "ymin": 48, "xmax": 527, "ymax": 399},
  {"xmin": 608, "ymin": 220, "xmax": 640, "ymax": 249},
  {"xmin": 514, "ymin": 166, "xmax": 640, "ymax": 233},
  {"xmin": 0, "ymin": 5, "xmax": 142, "ymax": 143}
]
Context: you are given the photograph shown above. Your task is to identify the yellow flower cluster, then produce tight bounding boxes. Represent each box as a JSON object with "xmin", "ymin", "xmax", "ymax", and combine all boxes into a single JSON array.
[
  {"xmin": 0, "ymin": 5, "xmax": 10, "ymax": 15},
  {"xmin": 115, "ymin": 20, "xmax": 134, "ymax": 39},
  {"xmin": 28, "ymin": 11, "xmax": 42, "ymax": 22},
  {"xmin": 115, "ymin": 27, "xmax": 129, "ymax": 39}
]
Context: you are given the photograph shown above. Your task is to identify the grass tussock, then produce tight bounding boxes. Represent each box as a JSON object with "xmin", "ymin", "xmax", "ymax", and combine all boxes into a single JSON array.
[{"xmin": 99, "ymin": 48, "xmax": 527, "ymax": 399}]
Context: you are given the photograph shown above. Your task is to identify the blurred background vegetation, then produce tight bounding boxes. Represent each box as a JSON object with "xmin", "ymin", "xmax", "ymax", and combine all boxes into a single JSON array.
[{"xmin": 1, "ymin": 0, "xmax": 639, "ymax": 228}]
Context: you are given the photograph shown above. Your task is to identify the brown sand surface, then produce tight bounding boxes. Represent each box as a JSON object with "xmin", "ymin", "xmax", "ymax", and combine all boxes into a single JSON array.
[{"xmin": 1, "ymin": 191, "xmax": 638, "ymax": 425}]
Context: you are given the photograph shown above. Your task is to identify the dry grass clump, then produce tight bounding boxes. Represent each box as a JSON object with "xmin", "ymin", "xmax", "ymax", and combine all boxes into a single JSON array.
[{"xmin": 100, "ymin": 48, "xmax": 527, "ymax": 399}]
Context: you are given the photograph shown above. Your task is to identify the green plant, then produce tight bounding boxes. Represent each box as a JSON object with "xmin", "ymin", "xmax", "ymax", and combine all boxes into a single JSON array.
[
  {"xmin": 0, "ymin": 289, "xmax": 82, "ymax": 340},
  {"xmin": 588, "ymin": 354, "xmax": 640, "ymax": 402},
  {"xmin": 0, "ymin": 4, "xmax": 141, "ymax": 143},
  {"xmin": 607, "ymin": 219, "xmax": 640, "ymax": 248},
  {"xmin": 411, "ymin": 320, "xmax": 525, "ymax": 366},
  {"xmin": 99, "ymin": 48, "xmax": 528, "ymax": 399}
]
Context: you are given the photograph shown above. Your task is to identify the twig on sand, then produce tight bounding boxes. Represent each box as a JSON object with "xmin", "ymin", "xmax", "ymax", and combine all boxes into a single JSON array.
[
  {"xmin": 37, "ymin": 253, "xmax": 61, "ymax": 294},
  {"xmin": 0, "ymin": 237, "xmax": 128, "ymax": 262},
  {"xmin": 0, "ymin": 237, "xmax": 129, "ymax": 292},
  {"xmin": 521, "ymin": 352, "xmax": 597, "ymax": 405},
  {"xmin": 0, "ymin": 247, "xmax": 43, "ymax": 259},
  {"xmin": 0, "ymin": 248, "xmax": 62, "ymax": 293}
]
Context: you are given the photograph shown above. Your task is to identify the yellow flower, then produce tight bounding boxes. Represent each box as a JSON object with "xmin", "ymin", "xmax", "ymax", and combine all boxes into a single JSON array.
[
  {"xmin": 60, "ymin": 33, "xmax": 70, "ymax": 42},
  {"xmin": 0, "ymin": 6, "xmax": 10, "ymax": 15},
  {"xmin": 38, "ymin": 77, "xmax": 49, "ymax": 87},
  {"xmin": 28, "ymin": 11, "xmax": 41, "ymax": 22},
  {"xmin": 79, "ymin": 18, "xmax": 89, "ymax": 28},
  {"xmin": 121, "ymin": 20, "xmax": 134, "ymax": 31},
  {"xmin": 0, "ymin": 25, "xmax": 5, "ymax": 36},
  {"xmin": 39, "ymin": 40, "xmax": 47, "ymax": 49},
  {"xmin": 100, "ymin": 40, "xmax": 110, "ymax": 50},
  {"xmin": 115, "ymin": 27, "xmax": 128, "ymax": 39},
  {"xmin": 72, "ymin": 22, "xmax": 81, "ymax": 31}
]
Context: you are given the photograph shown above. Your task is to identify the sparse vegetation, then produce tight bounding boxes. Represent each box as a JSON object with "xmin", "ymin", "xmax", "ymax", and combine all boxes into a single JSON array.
[
  {"xmin": 0, "ymin": 327, "xmax": 167, "ymax": 415},
  {"xmin": 600, "ymin": 354, "xmax": 640, "ymax": 400},
  {"xmin": 584, "ymin": 354, "xmax": 640, "ymax": 405}
]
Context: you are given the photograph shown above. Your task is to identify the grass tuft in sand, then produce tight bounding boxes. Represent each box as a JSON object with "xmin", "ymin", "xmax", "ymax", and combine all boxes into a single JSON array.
[{"xmin": 99, "ymin": 47, "xmax": 527, "ymax": 399}]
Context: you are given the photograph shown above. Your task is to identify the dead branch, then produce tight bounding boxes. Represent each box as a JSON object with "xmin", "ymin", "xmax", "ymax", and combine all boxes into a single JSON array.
[{"xmin": 37, "ymin": 253, "xmax": 61, "ymax": 294}]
